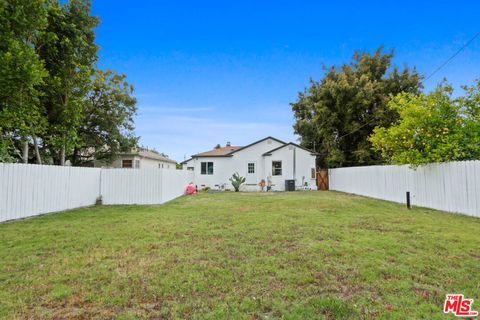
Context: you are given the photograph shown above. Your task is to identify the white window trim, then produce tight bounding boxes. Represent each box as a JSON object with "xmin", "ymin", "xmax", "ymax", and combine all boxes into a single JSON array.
[
  {"xmin": 272, "ymin": 160, "xmax": 282, "ymax": 176},
  {"xmin": 201, "ymin": 161, "xmax": 214, "ymax": 175}
]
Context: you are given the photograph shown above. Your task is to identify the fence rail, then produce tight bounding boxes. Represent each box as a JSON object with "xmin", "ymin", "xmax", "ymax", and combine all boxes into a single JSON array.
[
  {"xmin": 329, "ymin": 161, "xmax": 480, "ymax": 217},
  {"xmin": 0, "ymin": 164, "xmax": 194, "ymax": 222}
]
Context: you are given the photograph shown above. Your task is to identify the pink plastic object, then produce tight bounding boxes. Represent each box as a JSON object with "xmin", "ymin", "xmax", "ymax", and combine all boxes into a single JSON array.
[{"xmin": 185, "ymin": 183, "xmax": 196, "ymax": 195}]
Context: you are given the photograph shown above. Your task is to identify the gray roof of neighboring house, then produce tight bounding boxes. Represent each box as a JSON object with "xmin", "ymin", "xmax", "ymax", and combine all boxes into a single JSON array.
[
  {"xmin": 122, "ymin": 149, "xmax": 177, "ymax": 164},
  {"xmin": 138, "ymin": 149, "xmax": 177, "ymax": 163}
]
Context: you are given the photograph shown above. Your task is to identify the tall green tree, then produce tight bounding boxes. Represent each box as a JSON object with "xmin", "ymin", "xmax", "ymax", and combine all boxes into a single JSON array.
[
  {"xmin": 36, "ymin": 0, "xmax": 99, "ymax": 165},
  {"xmin": 291, "ymin": 46, "xmax": 423, "ymax": 168},
  {"xmin": 370, "ymin": 81, "xmax": 480, "ymax": 166},
  {"xmin": 71, "ymin": 69, "xmax": 138, "ymax": 166},
  {"xmin": 0, "ymin": 0, "xmax": 48, "ymax": 163},
  {"xmin": 457, "ymin": 80, "xmax": 480, "ymax": 159}
]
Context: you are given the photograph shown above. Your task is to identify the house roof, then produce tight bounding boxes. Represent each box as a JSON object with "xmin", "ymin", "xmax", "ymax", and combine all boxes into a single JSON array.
[
  {"xmin": 227, "ymin": 136, "xmax": 286, "ymax": 155},
  {"xmin": 180, "ymin": 158, "xmax": 192, "ymax": 165},
  {"xmin": 180, "ymin": 157, "xmax": 193, "ymax": 165},
  {"xmin": 263, "ymin": 142, "xmax": 319, "ymax": 156},
  {"xmin": 191, "ymin": 145, "xmax": 242, "ymax": 158},
  {"xmin": 184, "ymin": 137, "xmax": 315, "ymax": 162},
  {"xmin": 137, "ymin": 149, "xmax": 177, "ymax": 163},
  {"xmin": 190, "ymin": 136, "xmax": 287, "ymax": 158},
  {"xmin": 121, "ymin": 148, "xmax": 177, "ymax": 164}
]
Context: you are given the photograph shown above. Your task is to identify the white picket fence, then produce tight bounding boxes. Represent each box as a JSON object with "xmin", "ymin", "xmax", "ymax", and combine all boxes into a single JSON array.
[
  {"xmin": 0, "ymin": 163, "xmax": 194, "ymax": 222},
  {"xmin": 329, "ymin": 161, "xmax": 480, "ymax": 217}
]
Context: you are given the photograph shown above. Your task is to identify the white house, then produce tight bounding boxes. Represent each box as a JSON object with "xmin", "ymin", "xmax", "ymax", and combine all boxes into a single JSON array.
[
  {"xmin": 99, "ymin": 148, "xmax": 177, "ymax": 169},
  {"xmin": 181, "ymin": 136, "xmax": 318, "ymax": 191}
]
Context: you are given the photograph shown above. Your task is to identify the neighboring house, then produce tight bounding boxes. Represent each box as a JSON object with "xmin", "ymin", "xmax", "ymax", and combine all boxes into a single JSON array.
[
  {"xmin": 181, "ymin": 136, "xmax": 318, "ymax": 191},
  {"xmin": 97, "ymin": 148, "xmax": 177, "ymax": 169}
]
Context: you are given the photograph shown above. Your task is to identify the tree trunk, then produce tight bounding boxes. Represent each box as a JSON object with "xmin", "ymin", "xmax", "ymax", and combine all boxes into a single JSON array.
[
  {"xmin": 33, "ymin": 136, "xmax": 42, "ymax": 164},
  {"xmin": 22, "ymin": 140, "xmax": 28, "ymax": 164},
  {"xmin": 60, "ymin": 145, "xmax": 65, "ymax": 166},
  {"xmin": 72, "ymin": 146, "xmax": 78, "ymax": 166}
]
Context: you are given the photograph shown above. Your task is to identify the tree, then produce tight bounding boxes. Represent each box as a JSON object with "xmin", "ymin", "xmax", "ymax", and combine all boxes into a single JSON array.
[
  {"xmin": 457, "ymin": 80, "xmax": 480, "ymax": 160},
  {"xmin": 0, "ymin": 0, "xmax": 138, "ymax": 166},
  {"xmin": 36, "ymin": 0, "xmax": 99, "ymax": 165},
  {"xmin": 71, "ymin": 69, "xmax": 138, "ymax": 166},
  {"xmin": 0, "ymin": 0, "xmax": 48, "ymax": 163},
  {"xmin": 291, "ymin": 46, "xmax": 423, "ymax": 168},
  {"xmin": 369, "ymin": 82, "xmax": 480, "ymax": 166}
]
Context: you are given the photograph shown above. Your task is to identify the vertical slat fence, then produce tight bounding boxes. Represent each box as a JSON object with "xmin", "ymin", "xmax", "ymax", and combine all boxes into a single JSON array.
[
  {"xmin": 0, "ymin": 164, "xmax": 101, "ymax": 222},
  {"xmin": 0, "ymin": 164, "xmax": 195, "ymax": 222},
  {"xmin": 329, "ymin": 161, "xmax": 480, "ymax": 217}
]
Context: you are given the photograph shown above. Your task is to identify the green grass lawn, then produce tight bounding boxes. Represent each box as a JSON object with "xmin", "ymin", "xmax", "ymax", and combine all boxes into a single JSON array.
[{"xmin": 0, "ymin": 191, "xmax": 479, "ymax": 319}]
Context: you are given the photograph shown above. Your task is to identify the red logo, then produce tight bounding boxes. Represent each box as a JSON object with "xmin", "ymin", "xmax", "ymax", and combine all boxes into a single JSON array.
[{"xmin": 444, "ymin": 294, "xmax": 478, "ymax": 317}]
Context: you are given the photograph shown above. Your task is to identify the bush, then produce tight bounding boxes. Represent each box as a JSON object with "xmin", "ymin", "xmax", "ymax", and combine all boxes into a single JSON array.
[{"xmin": 229, "ymin": 172, "xmax": 246, "ymax": 192}]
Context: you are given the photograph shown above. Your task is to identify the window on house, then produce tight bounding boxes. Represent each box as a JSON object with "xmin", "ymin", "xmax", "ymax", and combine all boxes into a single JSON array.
[
  {"xmin": 272, "ymin": 161, "xmax": 282, "ymax": 176},
  {"xmin": 122, "ymin": 160, "xmax": 133, "ymax": 168},
  {"xmin": 201, "ymin": 162, "xmax": 214, "ymax": 175},
  {"xmin": 187, "ymin": 166, "xmax": 194, "ymax": 171},
  {"xmin": 248, "ymin": 162, "xmax": 255, "ymax": 173},
  {"xmin": 135, "ymin": 160, "xmax": 140, "ymax": 169},
  {"xmin": 311, "ymin": 168, "xmax": 316, "ymax": 179}
]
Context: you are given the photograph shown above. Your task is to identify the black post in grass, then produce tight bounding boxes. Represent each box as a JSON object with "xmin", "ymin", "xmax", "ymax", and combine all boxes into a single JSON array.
[{"xmin": 406, "ymin": 191, "xmax": 411, "ymax": 209}]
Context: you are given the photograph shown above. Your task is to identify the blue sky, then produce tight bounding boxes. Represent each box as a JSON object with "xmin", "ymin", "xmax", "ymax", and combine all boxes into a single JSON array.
[{"xmin": 91, "ymin": 1, "xmax": 480, "ymax": 162}]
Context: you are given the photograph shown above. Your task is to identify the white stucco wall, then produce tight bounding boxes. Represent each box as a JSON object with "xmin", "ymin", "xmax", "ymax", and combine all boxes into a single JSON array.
[
  {"xmin": 182, "ymin": 161, "xmax": 192, "ymax": 170},
  {"xmin": 109, "ymin": 157, "xmax": 134, "ymax": 168},
  {"xmin": 227, "ymin": 138, "xmax": 285, "ymax": 190},
  {"xmin": 137, "ymin": 156, "xmax": 176, "ymax": 169},
  {"xmin": 104, "ymin": 156, "xmax": 176, "ymax": 169},
  {"xmin": 189, "ymin": 156, "xmax": 233, "ymax": 189},
  {"xmin": 186, "ymin": 138, "xmax": 317, "ymax": 191},
  {"xmin": 264, "ymin": 146, "xmax": 317, "ymax": 191}
]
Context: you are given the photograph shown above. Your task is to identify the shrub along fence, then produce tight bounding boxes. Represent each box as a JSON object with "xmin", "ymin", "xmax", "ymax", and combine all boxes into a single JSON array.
[
  {"xmin": 0, "ymin": 163, "xmax": 194, "ymax": 222},
  {"xmin": 329, "ymin": 161, "xmax": 480, "ymax": 217}
]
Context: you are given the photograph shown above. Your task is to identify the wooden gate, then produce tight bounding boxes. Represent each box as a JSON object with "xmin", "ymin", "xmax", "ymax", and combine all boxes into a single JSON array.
[{"xmin": 316, "ymin": 169, "xmax": 329, "ymax": 190}]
